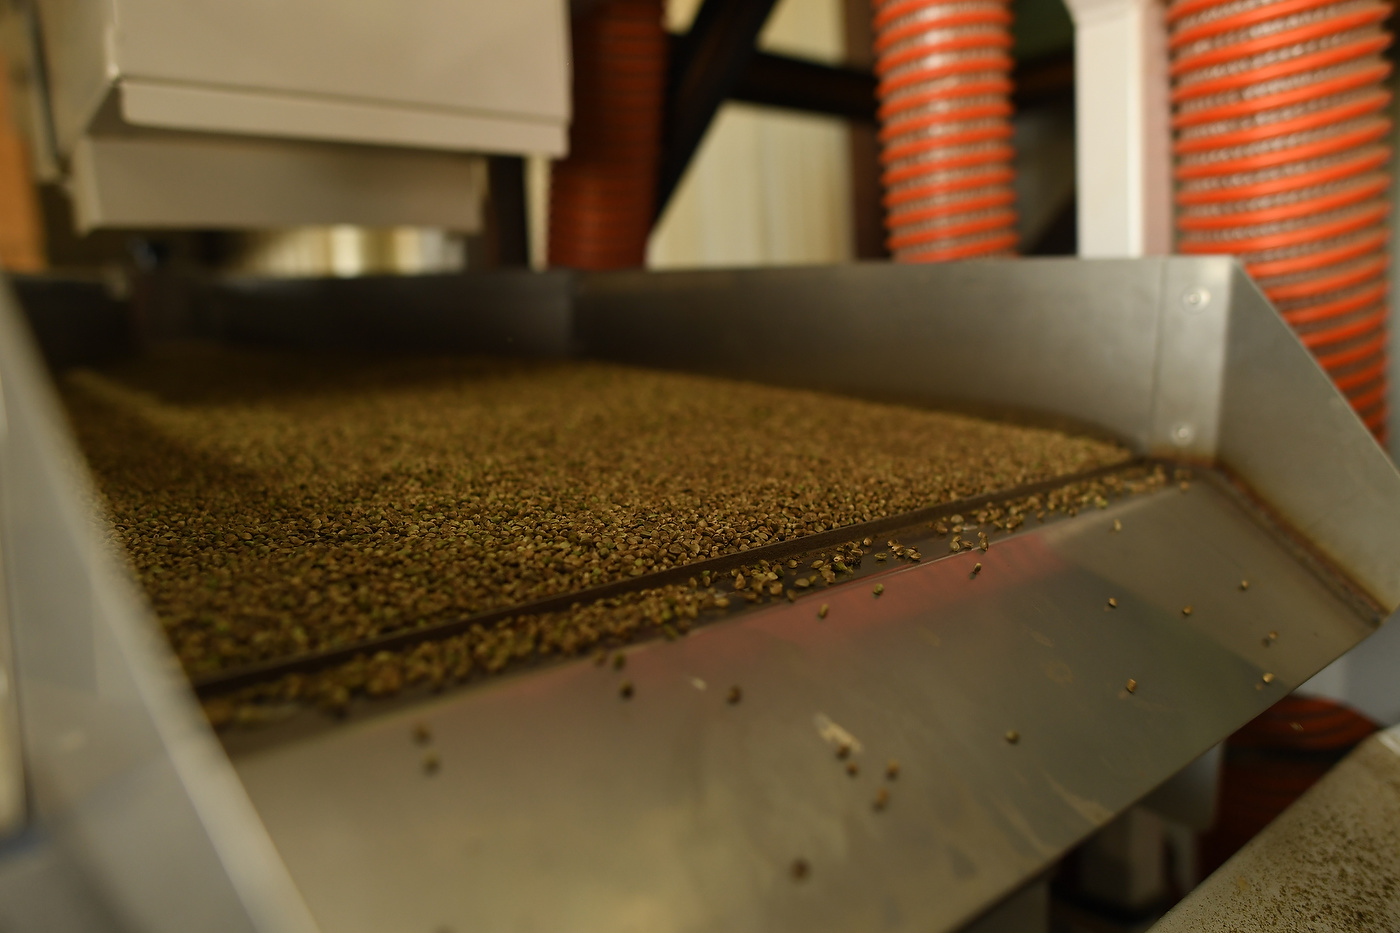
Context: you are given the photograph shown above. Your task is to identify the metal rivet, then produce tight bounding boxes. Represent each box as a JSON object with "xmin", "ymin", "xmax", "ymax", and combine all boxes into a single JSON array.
[
  {"xmin": 1182, "ymin": 287, "xmax": 1210, "ymax": 310},
  {"xmin": 1172, "ymin": 423, "xmax": 1196, "ymax": 446}
]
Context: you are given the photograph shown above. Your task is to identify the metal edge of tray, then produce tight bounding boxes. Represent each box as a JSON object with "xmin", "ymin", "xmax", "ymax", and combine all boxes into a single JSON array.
[
  {"xmin": 0, "ymin": 347, "xmax": 21, "ymax": 840},
  {"xmin": 1217, "ymin": 263, "xmax": 1400, "ymax": 611},
  {"xmin": 573, "ymin": 258, "xmax": 1206, "ymax": 457},
  {"xmin": 0, "ymin": 275, "xmax": 321, "ymax": 933},
  {"xmin": 191, "ymin": 268, "xmax": 576, "ymax": 358}
]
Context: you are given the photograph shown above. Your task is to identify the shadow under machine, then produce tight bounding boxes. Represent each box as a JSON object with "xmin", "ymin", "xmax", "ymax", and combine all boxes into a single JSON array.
[{"xmin": 2, "ymin": 3, "xmax": 1400, "ymax": 933}]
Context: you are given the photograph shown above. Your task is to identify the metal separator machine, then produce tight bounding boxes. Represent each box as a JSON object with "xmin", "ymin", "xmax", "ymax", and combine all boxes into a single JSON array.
[{"xmin": 1, "ymin": 258, "xmax": 1399, "ymax": 932}]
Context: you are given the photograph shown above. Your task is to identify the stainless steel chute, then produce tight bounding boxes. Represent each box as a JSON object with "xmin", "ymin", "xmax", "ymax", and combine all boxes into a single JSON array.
[{"xmin": 1, "ymin": 258, "xmax": 1397, "ymax": 933}]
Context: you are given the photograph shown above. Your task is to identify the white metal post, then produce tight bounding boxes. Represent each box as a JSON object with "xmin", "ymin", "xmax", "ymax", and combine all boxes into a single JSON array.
[{"xmin": 1063, "ymin": 0, "xmax": 1173, "ymax": 258}]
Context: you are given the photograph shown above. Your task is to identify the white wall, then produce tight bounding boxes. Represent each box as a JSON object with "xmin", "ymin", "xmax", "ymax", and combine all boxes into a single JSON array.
[{"xmin": 647, "ymin": 0, "xmax": 855, "ymax": 269}]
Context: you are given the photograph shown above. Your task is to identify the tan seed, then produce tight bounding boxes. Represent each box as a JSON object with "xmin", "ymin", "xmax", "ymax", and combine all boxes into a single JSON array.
[
  {"xmin": 1108, "ymin": 597, "xmax": 1118, "ymax": 609},
  {"xmin": 873, "ymin": 583, "xmax": 884, "ymax": 596},
  {"xmin": 1240, "ymin": 579, "xmax": 1250, "ymax": 590},
  {"xmin": 873, "ymin": 788, "xmax": 889, "ymax": 811},
  {"xmin": 1126, "ymin": 678, "xmax": 1137, "ymax": 693},
  {"xmin": 1004, "ymin": 730, "xmax": 1019, "ymax": 744},
  {"xmin": 818, "ymin": 603, "xmax": 829, "ymax": 619},
  {"xmin": 1262, "ymin": 672, "xmax": 1275, "ymax": 684},
  {"xmin": 846, "ymin": 762, "xmax": 859, "ymax": 777},
  {"xmin": 727, "ymin": 686, "xmax": 742, "ymax": 704},
  {"xmin": 1182, "ymin": 606, "xmax": 1193, "ymax": 616},
  {"xmin": 1112, "ymin": 519, "xmax": 1122, "ymax": 532},
  {"xmin": 886, "ymin": 759, "xmax": 900, "ymax": 780}
]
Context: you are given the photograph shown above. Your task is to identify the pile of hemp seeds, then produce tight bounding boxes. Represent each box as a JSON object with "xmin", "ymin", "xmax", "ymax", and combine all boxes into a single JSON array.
[{"xmin": 59, "ymin": 347, "xmax": 1137, "ymax": 725}]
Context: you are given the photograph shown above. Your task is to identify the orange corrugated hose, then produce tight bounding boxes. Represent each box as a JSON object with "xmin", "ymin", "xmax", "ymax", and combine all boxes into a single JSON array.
[
  {"xmin": 871, "ymin": 0, "xmax": 1020, "ymax": 261},
  {"xmin": 549, "ymin": 0, "xmax": 668, "ymax": 270},
  {"xmin": 1169, "ymin": 0, "xmax": 1393, "ymax": 441}
]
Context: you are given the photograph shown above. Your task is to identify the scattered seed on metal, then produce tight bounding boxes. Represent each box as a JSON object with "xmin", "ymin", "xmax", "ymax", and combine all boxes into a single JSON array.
[
  {"xmin": 619, "ymin": 681, "xmax": 634, "ymax": 699},
  {"xmin": 1268, "ymin": 631, "xmax": 1278, "ymax": 640},
  {"xmin": 1240, "ymin": 580, "xmax": 1250, "ymax": 591},
  {"xmin": 846, "ymin": 762, "xmax": 859, "ymax": 777},
  {"xmin": 818, "ymin": 603, "xmax": 829, "ymax": 619},
  {"xmin": 412, "ymin": 722, "xmax": 432, "ymax": 745},
  {"xmin": 971, "ymin": 562, "xmax": 982, "ymax": 578},
  {"xmin": 873, "ymin": 584, "xmax": 885, "ymax": 597},
  {"xmin": 1005, "ymin": 730, "xmax": 1020, "ymax": 744},
  {"xmin": 612, "ymin": 652, "xmax": 626, "ymax": 671},
  {"xmin": 873, "ymin": 788, "xmax": 889, "ymax": 811},
  {"xmin": 1126, "ymin": 679, "xmax": 1137, "ymax": 694},
  {"xmin": 727, "ymin": 686, "xmax": 742, "ymax": 705},
  {"xmin": 1112, "ymin": 519, "xmax": 1122, "ymax": 532},
  {"xmin": 792, "ymin": 859, "xmax": 810, "ymax": 881},
  {"xmin": 836, "ymin": 743, "xmax": 852, "ymax": 760},
  {"xmin": 886, "ymin": 760, "xmax": 900, "ymax": 779},
  {"xmin": 422, "ymin": 750, "xmax": 441, "ymax": 775},
  {"xmin": 1182, "ymin": 606, "xmax": 1193, "ymax": 616},
  {"xmin": 1107, "ymin": 597, "xmax": 1118, "ymax": 609},
  {"xmin": 1262, "ymin": 672, "xmax": 1275, "ymax": 684}
]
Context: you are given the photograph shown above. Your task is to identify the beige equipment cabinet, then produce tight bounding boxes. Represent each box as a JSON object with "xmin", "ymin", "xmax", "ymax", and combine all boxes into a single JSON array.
[{"xmin": 24, "ymin": 0, "xmax": 570, "ymax": 231}]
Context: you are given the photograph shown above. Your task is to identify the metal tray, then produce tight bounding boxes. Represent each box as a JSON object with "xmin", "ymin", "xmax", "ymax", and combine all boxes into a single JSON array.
[{"xmin": 2, "ymin": 259, "xmax": 1397, "ymax": 933}]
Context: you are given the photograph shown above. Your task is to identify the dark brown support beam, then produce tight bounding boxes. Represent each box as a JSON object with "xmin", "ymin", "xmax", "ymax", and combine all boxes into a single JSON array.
[
  {"xmin": 655, "ymin": 0, "xmax": 781, "ymax": 220},
  {"xmin": 485, "ymin": 155, "xmax": 529, "ymax": 268},
  {"xmin": 729, "ymin": 52, "xmax": 877, "ymax": 122},
  {"xmin": 841, "ymin": 0, "xmax": 887, "ymax": 260}
]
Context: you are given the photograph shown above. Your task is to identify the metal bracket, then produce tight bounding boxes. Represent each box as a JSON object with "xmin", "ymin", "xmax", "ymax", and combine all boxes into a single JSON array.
[{"xmin": 1147, "ymin": 259, "xmax": 1233, "ymax": 458}]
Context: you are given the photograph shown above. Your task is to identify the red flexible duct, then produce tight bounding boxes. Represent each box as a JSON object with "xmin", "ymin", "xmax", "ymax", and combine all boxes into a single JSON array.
[
  {"xmin": 871, "ymin": 0, "xmax": 1020, "ymax": 261},
  {"xmin": 1169, "ymin": 0, "xmax": 1393, "ymax": 441},
  {"xmin": 549, "ymin": 0, "xmax": 668, "ymax": 270}
]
